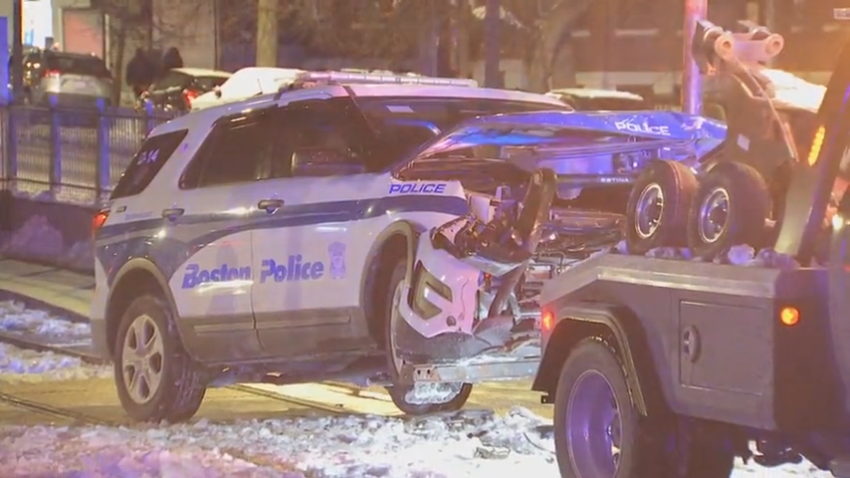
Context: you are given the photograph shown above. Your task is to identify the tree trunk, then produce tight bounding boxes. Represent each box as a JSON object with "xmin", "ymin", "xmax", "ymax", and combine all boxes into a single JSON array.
[
  {"xmin": 256, "ymin": 0, "xmax": 279, "ymax": 67},
  {"xmin": 456, "ymin": 0, "xmax": 472, "ymax": 78},
  {"xmin": 527, "ymin": 0, "xmax": 595, "ymax": 93},
  {"xmin": 112, "ymin": 17, "xmax": 127, "ymax": 106},
  {"xmin": 483, "ymin": 0, "xmax": 501, "ymax": 88}
]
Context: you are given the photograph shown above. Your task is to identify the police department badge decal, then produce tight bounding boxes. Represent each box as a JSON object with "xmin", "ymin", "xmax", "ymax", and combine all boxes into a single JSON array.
[{"xmin": 328, "ymin": 242, "xmax": 346, "ymax": 279}]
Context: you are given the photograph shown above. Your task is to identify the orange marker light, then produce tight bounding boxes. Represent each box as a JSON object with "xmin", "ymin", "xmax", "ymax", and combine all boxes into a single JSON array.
[
  {"xmin": 807, "ymin": 125, "xmax": 825, "ymax": 166},
  {"xmin": 779, "ymin": 306, "xmax": 800, "ymax": 327},
  {"xmin": 541, "ymin": 310, "xmax": 555, "ymax": 332}
]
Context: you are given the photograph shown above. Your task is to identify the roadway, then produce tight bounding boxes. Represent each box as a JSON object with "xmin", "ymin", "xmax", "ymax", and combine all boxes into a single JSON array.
[{"xmin": 0, "ymin": 258, "xmax": 551, "ymax": 425}]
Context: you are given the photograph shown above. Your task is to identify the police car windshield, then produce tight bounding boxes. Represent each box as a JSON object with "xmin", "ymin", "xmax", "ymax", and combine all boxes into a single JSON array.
[{"xmin": 357, "ymin": 96, "xmax": 568, "ymax": 166}]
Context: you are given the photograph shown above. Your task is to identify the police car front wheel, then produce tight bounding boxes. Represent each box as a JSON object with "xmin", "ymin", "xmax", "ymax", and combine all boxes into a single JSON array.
[{"xmin": 113, "ymin": 294, "xmax": 206, "ymax": 423}]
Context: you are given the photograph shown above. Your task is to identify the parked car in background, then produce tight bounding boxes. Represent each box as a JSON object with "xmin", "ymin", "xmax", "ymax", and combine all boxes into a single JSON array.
[
  {"xmin": 20, "ymin": 48, "xmax": 113, "ymax": 107},
  {"xmin": 190, "ymin": 67, "xmax": 303, "ymax": 111},
  {"xmin": 545, "ymin": 88, "xmax": 647, "ymax": 111},
  {"xmin": 140, "ymin": 67, "xmax": 231, "ymax": 113}
]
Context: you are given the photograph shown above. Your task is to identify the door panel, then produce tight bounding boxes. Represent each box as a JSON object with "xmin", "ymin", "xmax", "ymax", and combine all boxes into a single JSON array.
[{"xmin": 167, "ymin": 185, "xmax": 264, "ymax": 362}]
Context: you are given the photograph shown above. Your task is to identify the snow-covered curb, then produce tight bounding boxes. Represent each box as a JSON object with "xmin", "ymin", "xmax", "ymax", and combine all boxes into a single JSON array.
[
  {"xmin": 0, "ymin": 215, "xmax": 94, "ymax": 272},
  {"xmin": 0, "ymin": 301, "xmax": 109, "ymax": 381}
]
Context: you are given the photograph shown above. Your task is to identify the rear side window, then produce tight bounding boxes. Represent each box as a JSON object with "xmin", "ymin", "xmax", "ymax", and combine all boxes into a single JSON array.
[
  {"xmin": 111, "ymin": 130, "xmax": 188, "ymax": 199},
  {"xmin": 193, "ymin": 76, "xmax": 229, "ymax": 91},
  {"xmin": 45, "ymin": 54, "xmax": 111, "ymax": 78},
  {"xmin": 154, "ymin": 72, "xmax": 189, "ymax": 90},
  {"xmin": 180, "ymin": 114, "xmax": 274, "ymax": 188}
]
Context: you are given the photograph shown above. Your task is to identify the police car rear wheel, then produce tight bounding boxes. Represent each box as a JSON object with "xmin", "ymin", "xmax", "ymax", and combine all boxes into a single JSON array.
[
  {"xmin": 384, "ymin": 260, "xmax": 472, "ymax": 415},
  {"xmin": 114, "ymin": 294, "xmax": 206, "ymax": 423}
]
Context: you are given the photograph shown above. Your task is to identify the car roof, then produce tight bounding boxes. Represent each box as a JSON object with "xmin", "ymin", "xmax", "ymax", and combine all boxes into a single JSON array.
[
  {"xmin": 547, "ymin": 88, "xmax": 645, "ymax": 101},
  {"xmin": 152, "ymin": 83, "xmax": 566, "ymax": 137},
  {"xmin": 171, "ymin": 67, "xmax": 232, "ymax": 78}
]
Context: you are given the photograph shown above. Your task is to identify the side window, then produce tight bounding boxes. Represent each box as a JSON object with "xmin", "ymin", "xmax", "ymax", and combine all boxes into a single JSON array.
[
  {"xmin": 180, "ymin": 113, "xmax": 274, "ymax": 189},
  {"xmin": 267, "ymin": 99, "xmax": 372, "ymax": 177},
  {"xmin": 111, "ymin": 129, "xmax": 189, "ymax": 199},
  {"xmin": 154, "ymin": 72, "xmax": 187, "ymax": 90}
]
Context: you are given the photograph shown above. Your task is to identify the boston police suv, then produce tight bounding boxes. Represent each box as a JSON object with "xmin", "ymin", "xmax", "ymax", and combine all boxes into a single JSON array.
[{"xmin": 91, "ymin": 70, "xmax": 568, "ymax": 422}]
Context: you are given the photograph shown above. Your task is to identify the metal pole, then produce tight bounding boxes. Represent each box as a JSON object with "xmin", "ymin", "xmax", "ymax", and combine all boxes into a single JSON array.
[
  {"xmin": 11, "ymin": 0, "xmax": 23, "ymax": 103},
  {"xmin": 484, "ymin": 0, "xmax": 501, "ymax": 88},
  {"xmin": 682, "ymin": 0, "xmax": 708, "ymax": 115}
]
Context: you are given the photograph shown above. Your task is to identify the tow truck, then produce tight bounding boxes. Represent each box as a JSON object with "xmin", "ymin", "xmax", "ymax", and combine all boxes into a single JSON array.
[{"xmin": 531, "ymin": 18, "xmax": 850, "ymax": 478}]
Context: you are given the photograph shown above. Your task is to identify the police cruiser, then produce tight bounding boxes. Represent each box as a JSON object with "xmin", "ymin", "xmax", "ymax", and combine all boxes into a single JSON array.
[{"xmin": 91, "ymin": 69, "xmax": 569, "ymax": 422}]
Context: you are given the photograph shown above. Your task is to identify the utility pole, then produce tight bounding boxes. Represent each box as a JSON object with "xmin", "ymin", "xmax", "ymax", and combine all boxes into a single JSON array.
[
  {"xmin": 682, "ymin": 0, "xmax": 707, "ymax": 115},
  {"xmin": 484, "ymin": 0, "xmax": 501, "ymax": 88},
  {"xmin": 11, "ymin": 0, "xmax": 23, "ymax": 102},
  {"xmin": 255, "ymin": 0, "xmax": 278, "ymax": 67}
]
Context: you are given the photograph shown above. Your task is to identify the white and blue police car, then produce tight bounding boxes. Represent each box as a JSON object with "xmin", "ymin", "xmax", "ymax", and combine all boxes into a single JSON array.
[{"xmin": 90, "ymin": 70, "xmax": 569, "ymax": 422}]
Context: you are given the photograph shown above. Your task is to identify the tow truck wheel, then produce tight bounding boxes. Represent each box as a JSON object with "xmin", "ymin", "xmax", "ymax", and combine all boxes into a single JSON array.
[
  {"xmin": 626, "ymin": 160, "xmax": 698, "ymax": 255},
  {"xmin": 687, "ymin": 161, "xmax": 770, "ymax": 260},
  {"xmin": 555, "ymin": 338, "xmax": 665, "ymax": 478},
  {"xmin": 383, "ymin": 259, "xmax": 473, "ymax": 415}
]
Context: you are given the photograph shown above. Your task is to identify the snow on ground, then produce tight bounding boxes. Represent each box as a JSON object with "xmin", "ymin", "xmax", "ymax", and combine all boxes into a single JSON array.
[
  {"xmin": 0, "ymin": 407, "xmax": 834, "ymax": 478},
  {"xmin": 0, "ymin": 342, "xmax": 111, "ymax": 381},
  {"xmin": 0, "ymin": 214, "xmax": 94, "ymax": 271},
  {"xmin": 0, "ymin": 301, "xmax": 111, "ymax": 381}
]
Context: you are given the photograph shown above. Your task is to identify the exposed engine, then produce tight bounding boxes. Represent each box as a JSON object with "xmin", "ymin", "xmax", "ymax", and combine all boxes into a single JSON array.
[{"xmin": 464, "ymin": 182, "xmax": 624, "ymax": 328}]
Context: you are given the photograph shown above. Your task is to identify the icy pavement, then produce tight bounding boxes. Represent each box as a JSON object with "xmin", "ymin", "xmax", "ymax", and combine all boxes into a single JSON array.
[
  {"xmin": 0, "ymin": 300, "xmax": 110, "ymax": 381},
  {"xmin": 0, "ymin": 407, "xmax": 833, "ymax": 478}
]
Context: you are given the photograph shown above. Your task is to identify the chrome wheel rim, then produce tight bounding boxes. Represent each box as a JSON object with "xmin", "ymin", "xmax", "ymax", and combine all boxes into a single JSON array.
[
  {"xmin": 567, "ymin": 370, "xmax": 622, "ymax": 478},
  {"xmin": 698, "ymin": 187, "xmax": 730, "ymax": 244},
  {"xmin": 635, "ymin": 183, "xmax": 664, "ymax": 239},
  {"xmin": 121, "ymin": 314, "xmax": 165, "ymax": 404}
]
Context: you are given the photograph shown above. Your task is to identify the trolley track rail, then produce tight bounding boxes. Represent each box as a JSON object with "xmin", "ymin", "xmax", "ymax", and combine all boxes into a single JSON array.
[{"xmin": 0, "ymin": 331, "xmax": 389, "ymax": 419}]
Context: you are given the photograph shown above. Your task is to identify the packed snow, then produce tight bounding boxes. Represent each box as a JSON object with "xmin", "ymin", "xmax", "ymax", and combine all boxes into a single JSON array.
[
  {"xmin": 0, "ymin": 342, "xmax": 110, "ymax": 381},
  {"xmin": 0, "ymin": 406, "xmax": 832, "ymax": 478},
  {"xmin": 0, "ymin": 300, "xmax": 110, "ymax": 381}
]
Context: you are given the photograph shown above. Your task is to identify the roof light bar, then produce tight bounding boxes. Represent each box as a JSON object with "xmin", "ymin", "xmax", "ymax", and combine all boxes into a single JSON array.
[{"xmin": 295, "ymin": 71, "xmax": 478, "ymax": 88}]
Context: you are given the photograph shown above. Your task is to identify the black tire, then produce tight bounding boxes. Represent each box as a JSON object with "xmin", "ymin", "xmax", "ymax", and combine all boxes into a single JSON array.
[
  {"xmin": 554, "ymin": 338, "xmax": 666, "ymax": 478},
  {"xmin": 383, "ymin": 259, "xmax": 473, "ymax": 415},
  {"xmin": 687, "ymin": 161, "xmax": 770, "ymax": 260},
  {"xmin": 113, "ymin": 294, "xmax": 206, "ymax": 423},
  {"xmin": 626, "ymin": 160, "xmax": 698, "ymax": 255}
]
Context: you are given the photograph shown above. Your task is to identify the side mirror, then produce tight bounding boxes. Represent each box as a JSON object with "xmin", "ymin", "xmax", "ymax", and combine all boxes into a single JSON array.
[
  {"xmin": 291, "ymin": 148, "xmax": 366, "ymax": 177},
  {"xmin": 214, "ymin": 86, "xmax": 222, "ymax": 98}
]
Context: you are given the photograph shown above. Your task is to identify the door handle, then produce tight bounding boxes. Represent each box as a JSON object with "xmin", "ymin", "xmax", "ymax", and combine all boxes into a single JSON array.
[
  {"xmin": 258, "ymin": 199, "xmax": 284, "ymax": 213},
  {"xmin": 162, "ymin": 208, "xmax": 185, "ymax": 220}
]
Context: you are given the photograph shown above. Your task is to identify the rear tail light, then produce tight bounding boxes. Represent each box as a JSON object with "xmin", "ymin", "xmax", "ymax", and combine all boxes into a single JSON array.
[
  {"xmin": 42, "ymin": 69, "xmax": 60, "ymax": 78},
  {"xmin": 182, "ymin": 89, "xmax": 199, "ymax": 106},
  {"xmin": 541, "ymin": 309, "xmax": 555, "ymax": 333},
  {"xmin": 92, "ymin": 209, "xmax": 109, "ymax": 237}
]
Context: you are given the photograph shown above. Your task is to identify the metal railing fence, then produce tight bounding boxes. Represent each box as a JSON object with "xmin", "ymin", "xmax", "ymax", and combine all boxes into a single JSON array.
[{"xmin": 0, "ymin": 99, "xmax": 176, "ymax": 205}]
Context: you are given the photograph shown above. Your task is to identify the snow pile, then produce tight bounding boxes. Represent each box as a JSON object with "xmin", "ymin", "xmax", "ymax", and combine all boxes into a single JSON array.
[
  {"xmin": 0, "ymin": 215, "xmax": 94, "ymax": 271},
  {"xmin": 0, "ymin": 300, "xmax": 90, "ymax": 340},
  {"xmin": 1, "ymin": 408, "xmax": 558, "ymax": 478},
  {"xmin": 0, "ymin": 406, "xmax": 833, "ymax": 477},
  {"xmin": 613, "ymin": 240, "xmax": 800, "ymax": 269},
  {"xmin": 0, "ymin": 342, "xmax": 111, "ymax": 380},
  {"xmin": 0, "ymin": 301, "xmax": 110, "ymax": 380}
]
